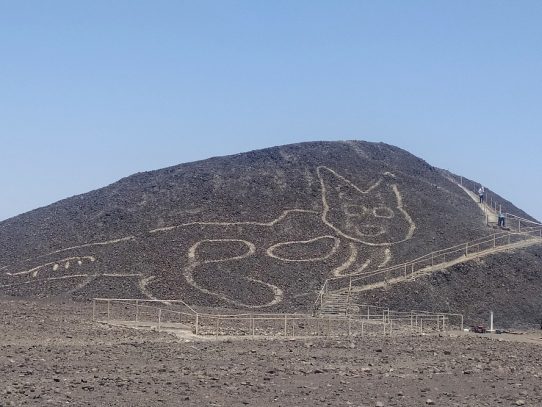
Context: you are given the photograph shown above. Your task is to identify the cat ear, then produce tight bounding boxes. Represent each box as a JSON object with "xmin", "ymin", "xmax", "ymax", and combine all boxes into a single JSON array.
[{"xmin": 317, "ymin": 166, "xmax": 382, "ymax": 207}]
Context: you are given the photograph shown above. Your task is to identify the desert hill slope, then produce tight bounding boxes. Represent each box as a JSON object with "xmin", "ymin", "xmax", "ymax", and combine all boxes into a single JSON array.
[{"xmin": 1, "ymin": 141, "xmax": 540, "ymax": 323}]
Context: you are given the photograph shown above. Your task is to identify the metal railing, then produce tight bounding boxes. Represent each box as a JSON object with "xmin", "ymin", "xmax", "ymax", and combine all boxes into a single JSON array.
[
  {"xmin": 92, "ymin": 298, "xmax": 461, "ymax": 337},
  {"xmin": 315, "ymin": 227, "xmax": 542, "ymax": 311}
]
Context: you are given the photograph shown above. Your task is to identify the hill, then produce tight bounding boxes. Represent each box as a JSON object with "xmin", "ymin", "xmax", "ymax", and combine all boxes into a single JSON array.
[{"xmin": 0, "ymin": 141, "xmax": 540, "ymax": 326}]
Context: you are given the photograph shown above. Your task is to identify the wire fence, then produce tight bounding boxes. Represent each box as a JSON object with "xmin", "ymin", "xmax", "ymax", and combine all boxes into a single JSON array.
[
  {"xmin": 316, "ymin": 227, "xmax": 542, "ymax": 306},
  {"xmin": 91, "ymin": 298, "xmax": 461, "ymax": 338}
]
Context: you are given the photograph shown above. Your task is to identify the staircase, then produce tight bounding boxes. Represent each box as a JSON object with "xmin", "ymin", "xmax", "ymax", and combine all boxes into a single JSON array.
[
  {"xmin": 316, "ymin": 228, "xmax": 542, "ymax": 316},
  {"xmin": 314, "ymin": 173, "xmax": 542, "ymax": 317},
  {"xmin": 318, "ymin": 291, "xmax": 350, "ymax": 317}
]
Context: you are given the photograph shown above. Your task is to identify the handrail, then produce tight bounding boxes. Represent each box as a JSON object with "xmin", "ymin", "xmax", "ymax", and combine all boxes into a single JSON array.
[
  {"xmin": 315, "ymin": 226, "xmax": 542, "ymax": 308},
  {"xmin": 92, "ymin": 297, "xmax": 198, "ymax": 314},
  {"xmin": 93, "ymin": 297, "xmax": 464, "ymax": 336}
]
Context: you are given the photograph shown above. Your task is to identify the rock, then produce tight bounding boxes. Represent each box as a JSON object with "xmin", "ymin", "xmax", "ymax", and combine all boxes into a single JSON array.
[
  {"xmin": 426, "ymin": 399, "xmax": 435, "ymax": 405},
  {"xmin": 515, "ymin": 400, "xmax": 525, "ymax": 406}
]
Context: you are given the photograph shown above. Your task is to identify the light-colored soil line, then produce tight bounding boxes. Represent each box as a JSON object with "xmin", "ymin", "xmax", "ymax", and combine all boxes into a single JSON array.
[
  {"xmin": 454, "ymin": 180, "xmax": 498, "ymax": 223},
  {"xmin": 350, "ymin": 237, "xmax": 542, "ymax": 293}
]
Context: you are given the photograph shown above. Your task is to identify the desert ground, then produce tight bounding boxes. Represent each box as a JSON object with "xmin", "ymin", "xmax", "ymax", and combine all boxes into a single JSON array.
[{"xmin": 1, "ymin": 297, "xmax": 541, "ymax": 407}]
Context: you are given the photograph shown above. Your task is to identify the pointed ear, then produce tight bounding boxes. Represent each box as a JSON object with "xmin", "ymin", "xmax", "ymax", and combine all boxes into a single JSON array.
[{"xmin": 317, "ymin": 166, "xmax": 382, "ymax": 205}]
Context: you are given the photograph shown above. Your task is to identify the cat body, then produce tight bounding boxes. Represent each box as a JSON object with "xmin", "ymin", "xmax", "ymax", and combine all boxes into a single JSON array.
[{"xmin": 0, "ymin": 166, "xmax": 415, "ymax": 308}]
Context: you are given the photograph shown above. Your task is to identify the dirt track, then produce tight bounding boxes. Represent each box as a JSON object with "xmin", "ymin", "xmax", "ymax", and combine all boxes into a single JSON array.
[{"xmin": 1, "ymin": 298, "xmax": 542, "ymax": 407}]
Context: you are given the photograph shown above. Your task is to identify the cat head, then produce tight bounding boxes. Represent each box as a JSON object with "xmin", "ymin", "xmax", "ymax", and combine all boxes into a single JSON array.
[{"xmin": 317, "ymin": 166, "xmax": 415, "ymax": 246}]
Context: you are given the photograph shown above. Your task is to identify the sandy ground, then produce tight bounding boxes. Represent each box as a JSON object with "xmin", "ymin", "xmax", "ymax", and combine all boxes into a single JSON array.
[{"xmin": 1, "ymin": 298, "xmax": 542, "ymax": 407}]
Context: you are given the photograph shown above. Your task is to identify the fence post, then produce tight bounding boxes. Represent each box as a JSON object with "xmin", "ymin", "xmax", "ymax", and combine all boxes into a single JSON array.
[
  {"xmin": 92, "ymin": 299, "xmax": 96, "ymax": 321},
  {"xmin": 157, "ymin": 308, "xmax": 162, "ymax": 331},
  {"xmin": 404, "ymin": 264, "xmax": 407, "ymax": 277},
  {"xmin": 493, "ymin": 234, "xmax": 496, "ymax": 248},
  {"xmin": 195, "ymin": 314, "xmax": 199, "ymax": 335},
  {"xmin": 431, "ymin": 252, "xmax": 434, "ymax": 266},
  {"xmin": 348, "ymin": 317, "xmax": 351, "ymax": 336},
  {"xmin": 284, "ymin": 315, "xmax": 288, "ymax": 336},
  {"xmin": 107, "ymin": 300, "xmax": 111, "ymax": 320},
  {"xmin": 252, "ymin": 315, "xmax": 255, "ymax": 337},
  {"xmin": 216, "ymin": 317, "xmax": 219, "ymax": 338},
  {"xmin": 135, "ymin": 300, "xmax": 139, "ymax": 322},
  {"xmin": 465, "ymin": 243, "xmax": 469, "ymax": 256},
  {"xmin": 367, "ymin": 306, "xmax": 370, "ymax": 320},
  {"xmin": 361, "ymin": 320, "xmax": 364, "ymax": 337}
]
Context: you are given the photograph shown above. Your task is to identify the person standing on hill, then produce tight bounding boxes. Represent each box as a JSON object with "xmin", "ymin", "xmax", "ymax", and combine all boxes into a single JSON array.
[
  {"xmin": 478, "ymin": 186, "xmax": 485, "ymax": 203},
  {"xmin": 498, "ymin": 211, "xmax": 506, "ymax": 227}
]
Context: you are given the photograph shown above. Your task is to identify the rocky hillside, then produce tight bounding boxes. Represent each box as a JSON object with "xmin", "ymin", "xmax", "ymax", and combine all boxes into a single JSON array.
[{"xmin": 0, "ymin": 141, "xmax": 540, "ymax": 324}]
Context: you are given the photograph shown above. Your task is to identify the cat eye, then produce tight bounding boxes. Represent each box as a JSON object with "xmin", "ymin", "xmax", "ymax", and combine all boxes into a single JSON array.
[
  {"xmin": 343, "ymin": 204, "xmax": 368, "ymax": 216},
  {"xmin": 373, "ymin": 206, "xmax": 394, "ymax": 219}
]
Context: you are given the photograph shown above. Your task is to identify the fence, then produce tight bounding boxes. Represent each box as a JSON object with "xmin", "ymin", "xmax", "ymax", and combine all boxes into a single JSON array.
[
  {"xmin": 316, "ymin": 227, "xmax": 542, "ymax": 305},
  {"xmin": 92, "ymin": 298, "xmax": 460, "ymax": 338},
  {"xmin": 445, "ymin": 171, "xmax": 542, "ymax": 230}
]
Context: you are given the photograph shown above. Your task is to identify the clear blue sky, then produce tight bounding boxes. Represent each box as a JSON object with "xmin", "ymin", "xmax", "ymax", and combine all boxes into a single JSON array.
[{"xmin": 1, "ymin": 1, "xmax": 541, "ymax": 222}]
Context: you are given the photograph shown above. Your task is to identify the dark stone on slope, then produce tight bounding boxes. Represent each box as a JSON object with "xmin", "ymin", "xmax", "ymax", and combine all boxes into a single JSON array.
[{"xmin": 0, "ymin": 140, "xmax": 539, "ymax": 322}]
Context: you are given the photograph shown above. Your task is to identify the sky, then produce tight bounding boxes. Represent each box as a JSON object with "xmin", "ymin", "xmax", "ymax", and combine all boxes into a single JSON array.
[{"xmin": 0, "ymin": 1, "xmax": 541, "ymax": 222}]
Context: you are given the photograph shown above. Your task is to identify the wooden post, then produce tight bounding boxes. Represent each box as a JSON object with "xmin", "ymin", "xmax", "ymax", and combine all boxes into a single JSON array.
[
  {"xmin": 404, "ymin": 264, "xmax": 407, "ymax": 277},
  {"xmin": 292, "ymin": 319, "xmax": 295, "ymax": 337},
  {"xmin": 92, "ymin": 299, "xmax": 96, "ymax": 321},
  {"xmin": 431, "ymin": 252, "xmax": 434, "ymax": 266},
  {"xmin": 284, "ymin": 315, "xmax": 288, "ymax": 336},
  {"xmin": 195, "ymin": 314, "xmax": 199, "ymax": 335},
  {"xmin": 135, "ymin": 300, "xmax": 139, "ymax": 322},
  {"xmin": 465, "ymin": 243, "xmax": 468, "ymax": 256},
  {"xmin": 367, "ymin": 306, "xmax": 370, "ymax": 320},
  {"xmin": 493, "ymin": 234, "xmax": 496, "ymax": 248},
  {"xmin": 158, "ymin": 308, "xmax": 162, "ymax": 331},
  {"xmin": 252, "ymin": 316, "xmax": 255, "ymax": 337},
  {"xmin": 348, "ymin": 317, "xmax": 351, "ymax": 336},
  {"xmin": 107, "ymin": 300, "xmax": 111, "ymax": 320},
  {"xmin": 361, "ymin": 321, "xmax": 364, "ymax": 337}
]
